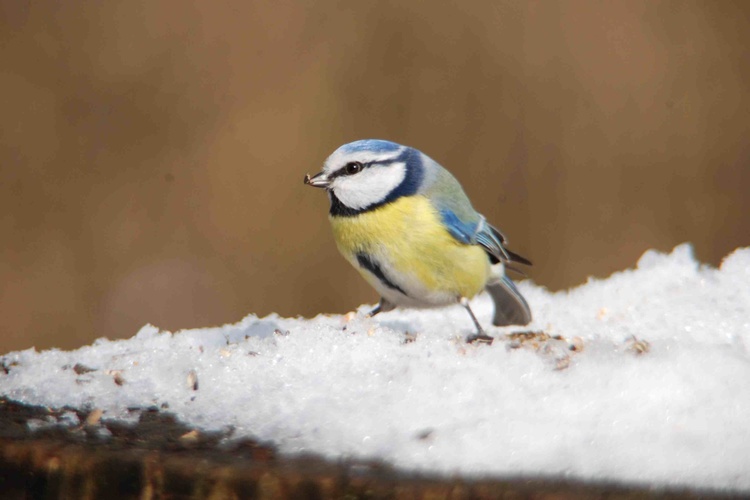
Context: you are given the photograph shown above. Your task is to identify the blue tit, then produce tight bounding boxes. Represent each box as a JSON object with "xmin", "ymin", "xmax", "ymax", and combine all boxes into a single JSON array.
[{"xmin": 304, "ymin": 139, "xmax": 532, "ymax": 342}]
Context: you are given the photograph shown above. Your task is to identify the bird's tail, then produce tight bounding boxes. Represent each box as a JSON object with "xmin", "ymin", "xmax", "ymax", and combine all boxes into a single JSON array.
[{"xmin": 485, "ymin": 275, "xmax": 532, "ymax": 326}]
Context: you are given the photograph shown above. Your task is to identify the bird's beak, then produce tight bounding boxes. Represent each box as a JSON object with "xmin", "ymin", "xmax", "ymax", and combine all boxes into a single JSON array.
[{"xmin": 303, "ymin": 171, "xmax": 331, "ymax": 188}]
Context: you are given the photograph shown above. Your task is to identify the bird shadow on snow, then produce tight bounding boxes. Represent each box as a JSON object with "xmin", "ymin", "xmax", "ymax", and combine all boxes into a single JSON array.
[{"xmin": 374, "ymin": 319, "xmax": 415, "ymax": 335}]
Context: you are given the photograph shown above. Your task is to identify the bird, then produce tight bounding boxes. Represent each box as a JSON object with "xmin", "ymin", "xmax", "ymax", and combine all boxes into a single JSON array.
[{"xmin": 304, "ymin": 139, "xmax": 532, "ymax": 342}]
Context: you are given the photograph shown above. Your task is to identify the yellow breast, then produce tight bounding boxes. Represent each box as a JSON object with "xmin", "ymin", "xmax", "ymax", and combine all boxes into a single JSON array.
[{"xmin": 329, "ymin": 196, "xmax": 490, "ymax": 301}]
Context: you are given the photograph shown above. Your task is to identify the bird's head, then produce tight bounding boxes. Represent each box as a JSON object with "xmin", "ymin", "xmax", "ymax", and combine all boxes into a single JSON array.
[{"xmin": 304, "ymin": 139, "xmax": 424, "ymax": 216}]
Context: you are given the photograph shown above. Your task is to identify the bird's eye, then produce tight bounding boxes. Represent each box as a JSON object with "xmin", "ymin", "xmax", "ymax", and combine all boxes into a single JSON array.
[{"xmin": 344, "ymin": 162, "xmax": 363, "ymax": 175}]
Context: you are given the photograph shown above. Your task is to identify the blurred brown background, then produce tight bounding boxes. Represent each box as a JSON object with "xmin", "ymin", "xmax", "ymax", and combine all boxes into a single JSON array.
[{"xmin": 2, "ymin": 1, "xmax": 748, "ymax": 353}]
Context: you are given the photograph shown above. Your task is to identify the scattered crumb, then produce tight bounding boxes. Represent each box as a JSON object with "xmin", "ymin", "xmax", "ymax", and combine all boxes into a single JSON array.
[
  {"xmin": 554, "ymin": 355, "xmax": 571, "ymax": 371},
  {"xmin": 179, "ymin": 429, "xmax": 200, "ymax": 442},
  {"xmin": 504, "ymin": 331, "xmax": 583, "ymax": 370},
  {"xmin": 105, "ymin": 370, "xmax": 125, "ymax": 386},
  {"xmin": 625, "ymin": 336, "xmax": 651, "ymax": 355},
  {"xmin": 505, "ymin": 331, "xmax": 551, "ymax": 350},
  {"xmin": 1, "ymin": 359, "xmax": 19, "ymax": 374},
  {"xmin": 569, "ymin": 337, "xmax": 585, "ymax": 352},
  {"xmin": 73, "ymin": 363, "xmax": 96, "ymax": 375},
  {"xmin": 187, "ymin": 369, "xmax": 199, "ymax": 391},
  {"xmin": 85, "ymin": 408, "xmax": 103, "ymax": 426},
  {"xmin": 403, "ymin": 332, "xmax": 417, "ymax": 344}
]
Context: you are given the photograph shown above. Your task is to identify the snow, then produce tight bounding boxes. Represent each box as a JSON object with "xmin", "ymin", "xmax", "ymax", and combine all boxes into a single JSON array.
[{"xmin": 2, "ymin": 244, "xmax": 749, "ymax": 491}]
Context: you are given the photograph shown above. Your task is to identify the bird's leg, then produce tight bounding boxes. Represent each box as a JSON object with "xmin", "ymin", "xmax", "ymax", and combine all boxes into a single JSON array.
[
  {"xmin": 367, "ymin": 303, "xmax": 383, "ymax": 318},
  {"xmin": 367, "ymin": 297, "xmax": 395, "ymax": 318},
  {"xmin": 461, "ymin": 297, "xmax": 493, "ymax": 344}
]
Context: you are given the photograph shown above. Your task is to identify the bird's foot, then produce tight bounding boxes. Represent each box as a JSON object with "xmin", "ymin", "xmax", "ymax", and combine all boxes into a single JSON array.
[
  {"xmin": 466, "ymin": 333, "xmax": 494, "ymax": 345},
  {"xmin": 367, "ymin": 297, "xmax": 396, "ymax": 318}
]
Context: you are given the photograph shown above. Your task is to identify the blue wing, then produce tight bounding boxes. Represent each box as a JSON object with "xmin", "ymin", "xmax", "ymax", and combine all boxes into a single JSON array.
[
  {"xmin": 438, "ymin": 208, "xmax": 510, "ymax": 263},
  {"xmin": 438, "ymin": 209, "xmax": 475, "ymax": 245}
]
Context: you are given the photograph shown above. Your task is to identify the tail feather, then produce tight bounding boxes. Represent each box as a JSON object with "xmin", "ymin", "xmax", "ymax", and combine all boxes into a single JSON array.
[
  {"xmin": 485, "ymin": 276, "xmax": 532, "ymax": 326},
  {"xmin": 505, "ymin": 248, "xmax": 532, "ymax": 266}
]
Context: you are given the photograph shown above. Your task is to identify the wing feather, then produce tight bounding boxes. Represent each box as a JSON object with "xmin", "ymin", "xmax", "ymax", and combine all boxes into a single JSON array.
[{"xmin": 437, "ymin": 208, "xmax": 531, "ymax": 266}]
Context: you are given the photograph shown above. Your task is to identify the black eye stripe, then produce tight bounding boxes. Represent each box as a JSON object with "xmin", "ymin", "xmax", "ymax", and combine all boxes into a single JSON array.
[{"xmin": 329, "ymin": 156, "xmax": 404, "ymax": 179}]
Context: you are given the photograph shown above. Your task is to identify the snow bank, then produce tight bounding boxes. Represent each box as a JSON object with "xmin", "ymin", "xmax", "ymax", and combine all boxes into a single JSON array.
[{"xmin": 2, "ymin": 244, "xmax": 749, "ymax": 491}]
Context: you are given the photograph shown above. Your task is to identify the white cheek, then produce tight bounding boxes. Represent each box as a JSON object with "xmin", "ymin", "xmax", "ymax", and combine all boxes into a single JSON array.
[{"xmin": 333, "ymin": 163, "xmax": 406, "ymax": 210}]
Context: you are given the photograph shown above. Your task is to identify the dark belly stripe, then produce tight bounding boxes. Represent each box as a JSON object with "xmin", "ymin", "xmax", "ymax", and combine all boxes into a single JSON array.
[{"xmin": 355, "ymin": 253, "xmax": 407, "ymax": 296}]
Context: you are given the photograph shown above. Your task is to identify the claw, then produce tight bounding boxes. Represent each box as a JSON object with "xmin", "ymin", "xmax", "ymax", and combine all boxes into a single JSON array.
[{"xmin": 467, "ymin": 334, "xmax": 494, "ymax": 345}]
